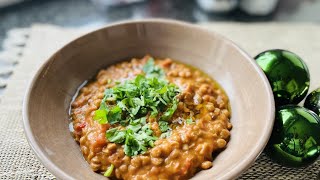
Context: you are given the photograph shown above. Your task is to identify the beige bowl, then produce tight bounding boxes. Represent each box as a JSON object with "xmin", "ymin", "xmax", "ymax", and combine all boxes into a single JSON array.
[{"xmin": 23, "ymin": 19, "xmax": 275, "ymax": 180}]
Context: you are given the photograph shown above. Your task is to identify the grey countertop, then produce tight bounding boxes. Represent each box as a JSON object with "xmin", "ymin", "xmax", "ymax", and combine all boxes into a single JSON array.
[{"xmin": 0, "ymin": 0, "xmax": 320, "ymax": 49}]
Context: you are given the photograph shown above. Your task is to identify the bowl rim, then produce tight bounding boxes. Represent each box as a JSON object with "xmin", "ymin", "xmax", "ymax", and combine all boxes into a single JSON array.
[{"xmin": 22, "ymin": 18, "xmax": 275, "ymax": 180}]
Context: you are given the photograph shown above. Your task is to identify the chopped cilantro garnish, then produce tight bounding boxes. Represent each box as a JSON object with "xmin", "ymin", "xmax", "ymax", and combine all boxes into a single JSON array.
[
  {"xmin": 186, "ymin": 118, "xmax": 195, "ymax": 124},
  {"xmin": 106, "ymin": 128, "xmax": 126, "ymax": 143},
  {"xmin": 93, "ymin": 109, "xmax": 108, "ymax": 124},
  {"xmin": 107, "ymin": 106, "xmax": 123, "ymax": 125},
  {"xmin": 106, "ymin": 119, "xmax": 158, "ymax": 156},
  {"xmin": 104, "ymin": 164, "xmax": 114, "ymax": 177},
  {"xmin": 142, "ymin": 58, "xmax": 165, "ymax": 78},
  {"xmin": 95, "ymin": 58, "xmax": 180, "ymax": 156},
  {"xmin": 159, "ymin": 121, "xmax": 172, "ymax": 139},
  {"xmin": 160, "ymin": 131, "xmax": 172, "ymax": 139},
  {"xmin": 158, "ymin": 121, "xmax": 170, "ymax": 132},
  {"xmin": 159, "ymin": 99, "xmax": 178, "ymax": 121}
]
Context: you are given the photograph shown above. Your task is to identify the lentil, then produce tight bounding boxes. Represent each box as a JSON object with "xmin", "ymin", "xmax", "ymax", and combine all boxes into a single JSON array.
[{"xmin": 201, "ymin": 161, "xmax": 213, "ymax": 169}]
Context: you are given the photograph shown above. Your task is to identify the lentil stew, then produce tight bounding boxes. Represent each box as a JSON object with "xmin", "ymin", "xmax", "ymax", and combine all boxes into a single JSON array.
[{"xmin": 70, "ymin": 56, "xmax": 232, "ymax": 180}]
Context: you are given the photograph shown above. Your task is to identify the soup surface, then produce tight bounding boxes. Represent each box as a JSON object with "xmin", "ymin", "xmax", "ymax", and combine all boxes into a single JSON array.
[{"xmin": 70, "ymin": 56, "xmax": 232, "ymax": 180}]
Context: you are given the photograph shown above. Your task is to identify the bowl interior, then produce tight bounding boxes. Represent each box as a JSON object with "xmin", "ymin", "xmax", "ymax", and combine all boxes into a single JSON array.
[{"xmin": 24, "ymin": 20, "xmax": 274, "ymax": 180}]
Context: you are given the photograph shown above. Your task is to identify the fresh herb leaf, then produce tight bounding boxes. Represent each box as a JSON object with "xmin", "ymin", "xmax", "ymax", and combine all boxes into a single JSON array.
[
  {"xmin": 160, "ymin": 131, "xmax": 171, "ymax": 139},
  {"xmin": 106, "ymin": 123, "xmax": 158, "ymax": 156},
  {"xmin": 143, "ymin": 58, "xmax": 165, "ymax": 78},
  {"xmin": 93, "ymin": 109, "xmax": 108, "ymax": 124},
  {"xmin": 104, "ymin": 164, "xmax": 114, "ymax": 177},
  {"xmin": 186, "ymin": 118, "xmax": 195, "ymax": 124},
  {"xmin": 107, "ymin": 106, "xmax": 123, "ymax": 125},
  {"xmin": 106, "ymin": 128, "xmax": 126, "ymax": 143},
  {"xmin": 158, "ymin": 120, "xmax": 172, "ymax": 138},
  {"xmin": 124, "ymin": 130, "xmax": 140, "ymax": 156},
  {"xmin": 159, "ymin": 99, "xmax": 178, "ymax": 121},
  {"xmin": 127, "ymin": 124, "xmax": 142, "ymax": 133},
  {"xmin": 136, "ymin": 124, "xmax": 158, "ymax": 149},
  {"xmin": 158, "ymin": 121, "xmax": 170, "ymax": 132},
  {"xmin": 142, "ymin": 58, "xmax": 154, "ymax": 74},
  {"xmin": 104, "ymin": 88, "xmax": 114, "ymax": 98},
  {"xmin": 131, "ymin": 117, "xmax": 146, "ymax": 125}
]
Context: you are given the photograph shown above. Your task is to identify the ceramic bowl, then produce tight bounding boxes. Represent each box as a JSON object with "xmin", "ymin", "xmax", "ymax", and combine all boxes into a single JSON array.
[{"xmin": 23, "ymin": 19, "xmax": 275, "ymax": 180}]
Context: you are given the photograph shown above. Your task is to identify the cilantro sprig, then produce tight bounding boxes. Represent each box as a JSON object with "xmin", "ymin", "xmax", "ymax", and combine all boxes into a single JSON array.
[
  {"xmin": 94, "ymin": 58, "xmax": 180, "ymax": 156},
  {"xmin": 142, "ymin": 58, "xmax": 165, "ymax": 78},
  {"xmin": 106, "ymin": 117, "xmax": 158, "ymax": 156}
]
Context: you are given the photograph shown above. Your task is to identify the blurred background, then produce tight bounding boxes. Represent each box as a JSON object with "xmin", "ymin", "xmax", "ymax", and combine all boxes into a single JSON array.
[
  {"xmin": 1, "ymin": 1, "xmax": 320, "ymax": 178},
  {"xmin": 0, "ymin": 0, "xmax": 320, "ymax": 48}
]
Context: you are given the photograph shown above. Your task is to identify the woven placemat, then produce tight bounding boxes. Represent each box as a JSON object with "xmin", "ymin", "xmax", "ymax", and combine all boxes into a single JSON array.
[{"xmin": 1, "ymin": 22, "xmax": 320, "ymax": 180}]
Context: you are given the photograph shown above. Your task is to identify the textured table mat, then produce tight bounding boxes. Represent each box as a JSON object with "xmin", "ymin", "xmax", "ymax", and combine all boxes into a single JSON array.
[{"xmin": 1, "ymin": 22, "xmax": 320, "ymax": 180}]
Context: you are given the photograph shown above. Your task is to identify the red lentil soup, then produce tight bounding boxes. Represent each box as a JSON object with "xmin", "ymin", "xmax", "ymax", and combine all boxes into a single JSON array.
[{"xmin": 70, "ymin": 56, "xmax": 232, "ymax": 180}]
